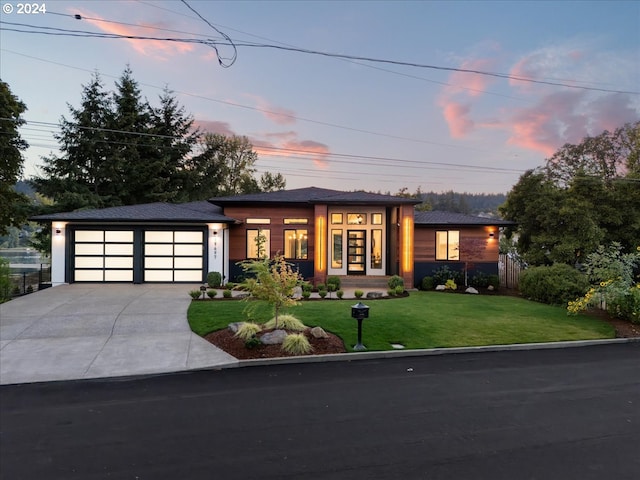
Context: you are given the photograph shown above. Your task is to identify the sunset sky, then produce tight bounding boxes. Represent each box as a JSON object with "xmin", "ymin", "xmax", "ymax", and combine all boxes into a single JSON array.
[{"xmin": 1, "ymin": 0, "xmax": 639, "ymax": 194}]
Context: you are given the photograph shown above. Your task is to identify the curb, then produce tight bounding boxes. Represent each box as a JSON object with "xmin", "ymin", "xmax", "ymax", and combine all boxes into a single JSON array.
[{"xmin": 223, "ymin": 337, "xmax": 640, "ymax": 369}]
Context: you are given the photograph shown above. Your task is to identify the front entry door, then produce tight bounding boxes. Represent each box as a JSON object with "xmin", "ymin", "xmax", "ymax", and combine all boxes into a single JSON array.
[{"xmin": 347, "ymin": 230, "xmax": 366, "ymax": 275}]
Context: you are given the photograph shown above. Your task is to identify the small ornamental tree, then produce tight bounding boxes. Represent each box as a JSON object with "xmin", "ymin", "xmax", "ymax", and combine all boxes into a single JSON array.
[{"xmin": 238, "ymin": 254, "xmax": 302, "ymax": 328}]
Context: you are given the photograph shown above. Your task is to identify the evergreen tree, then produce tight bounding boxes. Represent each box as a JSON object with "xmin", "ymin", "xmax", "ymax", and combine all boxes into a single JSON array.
[{"xmin": 0, "ymin": 80, "xmax": 30, "ymax": 234}]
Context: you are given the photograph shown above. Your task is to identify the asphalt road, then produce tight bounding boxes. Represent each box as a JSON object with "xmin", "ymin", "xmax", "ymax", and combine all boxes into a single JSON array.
[{"xmin": 1, "ymin": 343, "xmax": 639, "ymax": 480}]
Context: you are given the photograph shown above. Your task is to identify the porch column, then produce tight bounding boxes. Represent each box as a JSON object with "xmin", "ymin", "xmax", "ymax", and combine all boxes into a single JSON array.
[
  {"xmin": 207, "ymin": 223, "xmax": 227, "ymax": 284},
  {"xmin": 313, "ymin": 204, "xmax": 328, "ymax": 285},
  {"xmin": 398, "ymin": 204, "xmax": 415, "ymax": 288}
]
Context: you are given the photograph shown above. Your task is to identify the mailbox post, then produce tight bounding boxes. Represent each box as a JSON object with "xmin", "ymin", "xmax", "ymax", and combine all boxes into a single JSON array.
[{"xmin": 351, "ymin": 302, "xmax": 369, "ymax": 351}]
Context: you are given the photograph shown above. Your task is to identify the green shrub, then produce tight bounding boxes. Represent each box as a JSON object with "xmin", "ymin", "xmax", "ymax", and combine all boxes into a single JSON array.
[
  {"xmin": 470, "ymin": 272, "xmax": 490, "ymax": 288},
  {"xmin": 421, "ymin": 276, "xmax": 434, "ymax": 291},
  {"xmin": 206, "ymin": 289, "xmax": 217, "ymax": 299},
  {"xmin": 327, "ymin": 276, "xmax": 341, "ymax": 290},
  {"xmin": 488, "ymin": 275, "xmax": 500, "ymax": 289},
  {"xmin": 245, "ymin": 336, "xmax": 261, "ymax": 349},
  {"xmin": 354, "ymin": 289, "xmax": 364, "ymax": 299},
  {"xmin": 264, "ymin": 314, "xmax": 306, "ymax": 331},
  {"xmin": 0, "ymin": 258, "xmax": 10, "ymax": 303},
  {"xmin": 520, "ymin": 263, "xmax": 589, "ymax": 305},
  {"xmin": 319, "ymin": 289, "xmax": 328, "ymax": 299},
  {"xmin": 225, "ymin": 282, "xmax": 236, "ymax": 290},
  {"xmin": 317, "ymin": 283, "xmax": 326, "ymax": 292},
  {"xmin": 235, "ymin": 322, "xmax": 262, "ymax": 341},
  {"xmin": 207, "ymin": 271, "xmax": 222, "ymax": 288},
  {"xmin": 387, "ymin": 288, "xmax": 396, "ymax": 297},
  {"xmin": 302, "ymin": 290, "xmax": 311, "ymax": 300},
  {"xmin": 282, "ymin": 333, "xmax": 313, "ymax": 355},
  {"xmin": 388, "ymin": 275, "xmax": 404, "ymax": 289},
  {"xmin": 302, "ymin": 282, "xmax": 313, "ymax": 293},
  {"xmin": 336, "ymin": 290, "xmax": 344, "ymax": 299},
  {"xmin": 445, "ymin": 279, "xmax": 457, "ymax": 290},
  {"xmin": 189, "ymin": 290, "xmax": 201, "ymax": 300},
  {"xmin": 222, "ymin": 289, "xmax": 232, "ymax": 298},
  {"xmin": 432, "ymin": 265, "xmax": 463, "ymax": 286},
  {"xmin": 395, "ymin": 285, "xmax": 404, "ymax": 295}
]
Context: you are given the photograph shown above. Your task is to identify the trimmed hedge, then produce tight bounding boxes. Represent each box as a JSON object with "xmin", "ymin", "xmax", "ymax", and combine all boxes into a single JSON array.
[{"xmin": 519, "ymin": 263, "xmax": 590, "ymax": 306}]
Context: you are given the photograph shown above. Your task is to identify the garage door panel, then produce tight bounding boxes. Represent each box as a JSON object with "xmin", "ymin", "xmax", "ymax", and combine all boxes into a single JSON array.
[
  {"xmin": 175, "ymin": 231, "xmax": 202, "ymax": 243},
  {"xmin": 105, "ymin": 270, "xmax": 134, "ymax": 282},
  {"xmin": 105, "ymin": 244, "xmax": 133, "ymax": 255},
  {"xmin": 174, "ymin": 257, "xmax": 202, "ymax": 269},
  {"xmin": 75, "ymin": 270, "xmax": 104, "ymax": 282},
  {"xmin": 75, "ymin": 244, "xmax": 104, "ymax": 255},
  {"xmin": 174, "ymin": 244, "xmax": 202, "ymax": 256},
  {"xmin": 174, "ymin": 270, "xmax": 203, "ymax": 282},
  {"xmin": 145, "ymin": 257, "xmax": 173, "ymax": 269},
  {"xmin": 73, "ymin": 229, "xmax": 134, "ymax": 283},
  {"xmin": 75, "ymin": 257, "xmax": 104, "ymax": 268},
  {"xmin": 143, "ymin": 230, "xmax": 205, "ymax": 282}
]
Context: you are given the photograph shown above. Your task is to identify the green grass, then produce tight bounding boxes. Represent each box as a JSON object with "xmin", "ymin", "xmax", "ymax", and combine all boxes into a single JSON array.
[{"xmin": 188, "ymin": 292, "xmax": 615, "ymax": 352}]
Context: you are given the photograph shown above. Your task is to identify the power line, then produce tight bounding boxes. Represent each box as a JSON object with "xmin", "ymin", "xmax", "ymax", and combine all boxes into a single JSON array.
[{"xmin": 2, "ymin": 21, "xmax": 637, "ymax": 95}]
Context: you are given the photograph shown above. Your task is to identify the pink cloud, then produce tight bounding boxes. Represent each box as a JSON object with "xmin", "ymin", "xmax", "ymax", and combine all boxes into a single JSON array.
[
  {"xmin": 72, "ymin": 8, "xmax": 194, "ymax": 59},
  {"xmin": 193, "ymin": 120, "xmax": 236, "ymax": 137},
  {"xmin": 246, "ymin": 95, "xmax": 296, "ymax": 125},
  {"xmin": 444, "ymin": 58, "xmax": 497, "ymax": 98},
  {"xmin": 440, "ymin": 101, "xmax": 475, "ymax": 138},
  {"xmin": 253, "ymin": 135, "xmax": 330, "ymax": 168}
]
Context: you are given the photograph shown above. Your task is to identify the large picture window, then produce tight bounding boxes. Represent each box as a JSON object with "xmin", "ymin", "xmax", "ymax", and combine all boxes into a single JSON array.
[
  {"xmin": 331, "ymin": 229, "xmax": 343, "ymax": 268},
  {"xmin": 436, "ymin": 230, "xmax": 459, "ymax": 260},
  {"xmin": 284, "ymin": 229, "xmax": 308, "ymax": 259},
  {"xmin": 247, "ymin": 229, "xmax": 270, "ymax": 258}
]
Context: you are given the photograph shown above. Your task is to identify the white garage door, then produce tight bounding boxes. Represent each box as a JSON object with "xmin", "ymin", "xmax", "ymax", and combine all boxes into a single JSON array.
[
  {"xmin": 73, "ymin": 230, "xmax": 134, "ymax": 282},
  {"xmin": 144, "ymin": 230, "xmax": 204, "ymax": 282}
]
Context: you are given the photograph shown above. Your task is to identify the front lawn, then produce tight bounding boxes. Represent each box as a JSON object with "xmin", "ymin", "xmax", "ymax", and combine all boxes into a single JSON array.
[{"xmin": 188, "ymin": 291, "xmax": 615, "ymax": 352}]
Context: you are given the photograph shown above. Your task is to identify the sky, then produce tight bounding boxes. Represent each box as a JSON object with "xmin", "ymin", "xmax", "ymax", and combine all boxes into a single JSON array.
[{"xmin": 1, "ymin": 0, "xmax": 639, "ymax": 195}]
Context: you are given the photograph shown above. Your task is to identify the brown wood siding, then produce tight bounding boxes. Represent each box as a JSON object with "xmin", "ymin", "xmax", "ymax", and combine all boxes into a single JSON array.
[
  {"xmin": 224, "ymin": 206, "xmax": 315, "ymax": 260},
  {"xmin": 414, "ymin": 226, "xmax": 499, "ymax": 262}
]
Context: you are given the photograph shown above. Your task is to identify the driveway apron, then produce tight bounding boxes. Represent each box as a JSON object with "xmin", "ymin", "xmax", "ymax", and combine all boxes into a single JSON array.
[{"xmin": 0, "ymin": 284, "xmax": 238, "ymax": 384}]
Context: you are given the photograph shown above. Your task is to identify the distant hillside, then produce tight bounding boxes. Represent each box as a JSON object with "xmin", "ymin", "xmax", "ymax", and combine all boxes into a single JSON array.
[{"xmin": 420, "ymin": 191, "xmax": 507, "ymax": 216}]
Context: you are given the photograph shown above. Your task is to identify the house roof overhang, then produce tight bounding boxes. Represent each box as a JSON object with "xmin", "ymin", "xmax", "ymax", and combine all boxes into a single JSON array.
[
  {"xmin": 413, "ymin": 210, "xmax": 517, "ymax": 227},
  {"xmin": 208, "ymin": 186, "xmax": 421, "ymax": 207},
  {"xmin": 29, "ymin": 201, "xmax": 237, "ymax": 224}
]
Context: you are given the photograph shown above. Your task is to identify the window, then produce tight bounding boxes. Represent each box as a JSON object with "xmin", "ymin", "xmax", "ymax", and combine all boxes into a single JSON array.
[
  {"xmin": 331, "ymin": 213, "xmax": 343, "ymax": 224},
  {"xmin": 247, "ymin": 229, "xmax": 270, "ymax": 258},
  {"xmin": 284, "ymin": 218, "xmax": 308, "ymax": 225},
  {"xmin": 436, "ymin": 230, "xmax": 459, "ymax": 260},
  {"xmin": 347, "ymin": 213, "xmax": 366, "ymax": 225},
  {"xmin": 246, "ymin": 218, "xmax": 271, "ymax": 224},
  {"xmin": 331, "ymin": 230, "xmax": 343, "ymax": 268},
  {"xmin": 284, "ymin": 229, "xmax": 308, "ymax": 259},
  {"xmin": 371, "ymin": 229, "xmax": 382, "ymax": 269},
  {"xmin": 371, "ymin": 213, "xmax": 383, "ymax": 225}
]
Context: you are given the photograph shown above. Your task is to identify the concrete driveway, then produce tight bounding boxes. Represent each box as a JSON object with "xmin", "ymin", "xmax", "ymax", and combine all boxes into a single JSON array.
[{"xmin": 0, "ymin": 284, "xmax": 238, "ymax": 385}]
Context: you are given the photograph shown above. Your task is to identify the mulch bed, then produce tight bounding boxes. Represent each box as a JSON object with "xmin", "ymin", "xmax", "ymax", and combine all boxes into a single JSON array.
[{"xmin": 204, "ymin": 328, "xmax": 347, "ymax": 360}]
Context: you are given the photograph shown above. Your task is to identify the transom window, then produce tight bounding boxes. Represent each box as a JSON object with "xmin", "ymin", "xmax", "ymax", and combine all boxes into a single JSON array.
[
  {"xmin": 284, "ymin": 229, "xmax": 308, "ymax": 259},
  {"xmin": 436, "ymin": 230, "xmax": 460, "ymax": 260}
]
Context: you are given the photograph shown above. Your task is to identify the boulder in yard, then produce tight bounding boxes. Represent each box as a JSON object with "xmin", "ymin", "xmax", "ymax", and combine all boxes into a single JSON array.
[
  {"xmin": 310, "ymin": 326, "xmax": 329, "ymax": 339},
  {"xmin": 260, "ymin": 329, "xmax": 287, "ymax": 345},
  {"xmin": 435, "ymin": 285, "xmax": 446, "ymax": 291},
  {"xmin": 465, "ymin": 287, "xmax": 479, "ymax": 294}
]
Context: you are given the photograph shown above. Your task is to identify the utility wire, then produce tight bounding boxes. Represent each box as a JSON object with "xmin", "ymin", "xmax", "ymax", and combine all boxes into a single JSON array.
[{"xmin": 2, "ymin": 21, "xmax": 637, "ymax": 95}]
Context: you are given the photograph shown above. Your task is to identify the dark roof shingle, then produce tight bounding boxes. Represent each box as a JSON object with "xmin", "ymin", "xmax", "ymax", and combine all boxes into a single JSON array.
[{"xmin": 414, "ymin": 210, "xmax": 516, "ymax": 226}]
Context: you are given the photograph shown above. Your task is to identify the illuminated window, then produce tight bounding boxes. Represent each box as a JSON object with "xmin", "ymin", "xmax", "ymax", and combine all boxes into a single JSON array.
[
  {"xmin": 284, "ymin": 218, "xmax": 308, "ymax": 225},
  {"xmin": 247, "ymin": 229, "xmax": 270, "ymax": 258},
  {"xmin": 371, "ymin": 229, "xmax": 382, "ymax": 269},
  {"xmin": 436, "ymin": 230, "xmax": 459, "ymax": 260},
  {"xmin": 246, "ymin": 218, "xmax": 271, "ymax": 224},
  {"xmin": 347, "ymin": 213, "xmax": 366, "ymax": 225},
  {"xmin": 371, "ymin": 213, "xmax": 383, "ymax": 225},
  {"xmin": 331, "ymin": 213, "xmax": 343, "ymax": 224},
  {"xmin": 284, "ymin": 229, "xmax": 308, "ymax": 259},
  {"xmin": 331, "ymin": 230, "xmax": 343, "ymax": 268}
]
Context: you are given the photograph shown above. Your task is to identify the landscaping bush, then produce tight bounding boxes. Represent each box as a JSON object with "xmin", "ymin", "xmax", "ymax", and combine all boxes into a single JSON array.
[
  {"xmin": 189, "ymin": 290, "xmax": 201, "ymax": 300},
  {"xmin": 327, "ymin": 275, "xmax": 341, "ymax": 291},
  {"xmin": 264, "ymin": 314, "xmax": 306, "ymax": 331},
  {"xmin": 432, "ymin": 265, "xmax": 463, "ymax": 286},
  {"xmin": 207, "ymin": 271, "xmax": 222, "ymax": 288},
  {"xmin": 395, "ymin": 285, "xmax": 404, "ymax": 295},
  {"xmin": 336, "ymin": 290, "xmax": 344, "ymax": 299},
  {"xmin": 470, "ymin": 272, "xmax": 490, "ymax": 288},
  {"xmin": 387, "ymin": 288, "xmax": 396, "ymax": 297},
  {"xmin": 301, "ymin": 282, "xmax": 313, "ymax": 293},
  {"xmin": 421, "ymin": 276, "xmax": 434, "ymax": 291},
  {"xmin": 302, "ymin": 290, "xmax": 311, "ymax": 300},
  {"xmin": 488, "ymin": 275, "xmax": 500, "ymax": 289},
  {"xmin": 445, "ymin": 279, "xmax": 457, "ymax": 290},
  {"xmin": 235, "ymin": 322, "xmax": 262, "ymax": 341},
  {"xmin": 319, "ymin": 289, "xmax": 328, "ymax": 299},
  {"xmin": 354, "ymin": 289, "xmax": 364, "ymax": 299},
  {"xmin": 206, "ymin": 289, "xmax": 217, "ymax": 299},
  {"xmin": 388, "ymin": 275, "xmax": 404, "ymax": 289},
  {"xmin": 316, "ymin": 283, "xmax": 326, "ymax": 292},
  {"xmin": 282, "ymin": 333, "xmax": 312, "ymax": 355},
  {"xmin": 222, "ymin": 289, "xmax": 232, "ymax": 298},
  {"xmin": 520, "ymin": 263, "xmax": 589, "ymax": 305}
]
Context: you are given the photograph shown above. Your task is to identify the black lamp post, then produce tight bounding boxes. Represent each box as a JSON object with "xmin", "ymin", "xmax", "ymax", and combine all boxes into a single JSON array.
[{"xmin": 351, "ymin": 302, "xmax": 369, "ymax": 351}]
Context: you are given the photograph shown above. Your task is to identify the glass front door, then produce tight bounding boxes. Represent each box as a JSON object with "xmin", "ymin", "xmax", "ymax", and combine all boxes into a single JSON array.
[{"xmin": 347, "ymin": 230, "xmax": 366, "ymax": 274}]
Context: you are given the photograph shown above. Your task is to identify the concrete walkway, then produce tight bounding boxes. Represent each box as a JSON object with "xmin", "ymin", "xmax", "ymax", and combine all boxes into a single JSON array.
[{"xmin": 0, "ymin": 284, "xmax": 238, "ymax": 385}]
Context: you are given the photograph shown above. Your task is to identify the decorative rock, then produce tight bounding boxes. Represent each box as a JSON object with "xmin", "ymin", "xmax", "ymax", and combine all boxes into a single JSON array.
[
  {"xmin": 260, "ymin": 329, "xmax": 287, "ymax": 345},
  {"xmin": 465, "ymin": 287, "xmax": 479, "ymax": 294},
  {"xmin": 435, "ymin": 285, "xmax": 446, "ymax": 291},
  {"xmin": 366, "ymin": 291, "xmax": 383, "ymax": 299},
  {"xmin": 310, "ymin": 326, "xmax": 329, "ymax": 339},
  {"xmin": 235, "ymin": 293, "xmax": 250, "ymax": 299},
  {"xmin": 228, "ymin": 322, "xmax": 244, "ymax": 333},
  {"xmin": 488, "ymin": 285, "xmax": 495, "ymax": 291},
  {"xmin": 292, "ymin": 286, "xmax": 303, "ymax": 300}
]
